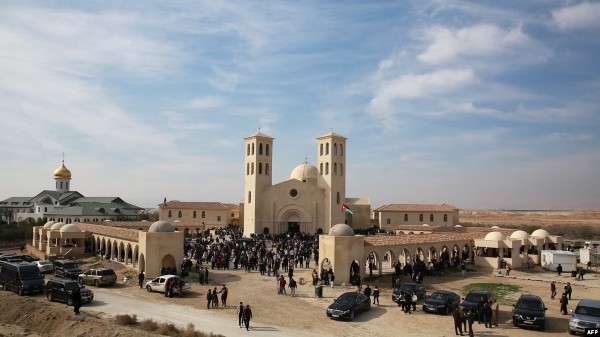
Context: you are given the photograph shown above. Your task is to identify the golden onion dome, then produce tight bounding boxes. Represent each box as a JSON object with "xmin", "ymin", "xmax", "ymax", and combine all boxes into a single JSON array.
[{"xmin": 53, "ymin": 161, "xmax": 72, "ymax": 179}]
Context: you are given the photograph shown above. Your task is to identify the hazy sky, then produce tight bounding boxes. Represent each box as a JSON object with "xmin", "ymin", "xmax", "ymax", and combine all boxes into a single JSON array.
[{"xmin": 1, "ymin": 1, "xmax": 599, "ymax": 210}]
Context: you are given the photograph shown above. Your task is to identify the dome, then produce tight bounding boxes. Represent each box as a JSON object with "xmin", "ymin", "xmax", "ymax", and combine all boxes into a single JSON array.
[
  {"xmin": 454, "ymin": 225, "xmax": 463, "ymax": 228},
  {"xmin": 60, "ymin": 223, "xmax": 81, "ymax": 233},
  {"xmin": 148, "ymin": 220, "xmax": 175, "ymax": 233},
  {"xmin": 50, "ymin": 222, "xmax": 65, "ymax": 231},
  {"xmin": 53, "ymin": 161, "xmax": 72, "ymax": 179},
  {"xmin": 328, "ymin": 224, "xmax": 355, "ymax": 236},
  {"xmin": 491, "ymin": 226, "xmax": 500, "ymax": 229},
  {"xmin": 484, "ymin": 231, "xmax": 506, "ymax": 241},
  {"xmin": 422, "ymin": 224, "xmax": 430, "ymax": 227},
  {"xmin": 510, "ymin": 230, "xmax": 530, "ymax": 240},
  {"xmin": 531, "ymin": 229, "xmax": 550, "ymax": 238},
  {"xmin": 43, "ymin": 221, "xmax": 56, "ymax": 229},
  {"xmin": 290, "ymin": 163, "xmax": 318, "ymax": 183}
]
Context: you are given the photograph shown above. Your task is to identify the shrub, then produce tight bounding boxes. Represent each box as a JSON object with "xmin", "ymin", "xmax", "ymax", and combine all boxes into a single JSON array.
[
  {"xmin": 156, "ymin": 322, "xmax": 178, "ymax": 336},
  {"xmin": 115, "ymin": 314, "xmax": 137, "ymax": 325},
  {"xmin": 139, "ymin": 318, "xmax": 158, "ymax": 331}
]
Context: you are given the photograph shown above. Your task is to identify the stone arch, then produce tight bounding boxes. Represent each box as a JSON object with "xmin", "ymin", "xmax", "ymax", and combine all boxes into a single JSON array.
[
  {"xmin": 414, "ymin": 247, "xmax": 425, "ymax": 263},
  {"xmin": 349, "ymin": 259, "xmax": 361, "ymax": 285},
  {"xmin": 119, "ymin": 241, "xmax": 125, "ymax": 262},
  {"xmin": 161, "ymin": 254, "xmax": 176, "ymax": 270},
  {"xmin": 428, "ymin": 246, "xmax": 438, "ymax": 263},
  {"xmin": 365, "ymin": 250, "xmax": 380, "ymax": 277},
  {"xmin": 139, "ymin": 253, "xmax": 145, "ymax": 272},
  {"xmin": 126, "ymin": 243, "xmax": 132, "ymax": 265},
  {"xmin": 133, "ymin": 245, "xmax": 139, "ymax": 267},
  {"xmin": 275, "ymin": 204, "xmax": 313, "ymax": 233},
  {"xmin": 384, "ymin": 248, "xmax": 396, "ymax": 268},
  {"xmin": 106, "ymin": 240, "xmax": 112, "ymax": 259},
  {"xmin": 462, "ymin": 243, "xmax": 471, "ymax": 261},
  {"xmin": 401, "ymin": 248, "xmax": 412, "ymax": 265}
]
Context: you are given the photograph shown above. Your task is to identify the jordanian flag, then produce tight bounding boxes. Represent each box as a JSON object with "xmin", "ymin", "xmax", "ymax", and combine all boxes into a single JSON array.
[{"xmin": 342, "ymin": 203, "xmax": 353, "ymax": 216}]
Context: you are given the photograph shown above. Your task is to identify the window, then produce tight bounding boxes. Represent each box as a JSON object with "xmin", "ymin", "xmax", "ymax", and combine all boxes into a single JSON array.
[
  {"xmin": 340, "ymin": 144, "xmax": 343, "ymax": 155},
  {"xmin": 258, "ymin": 162, "xmax": 262, "ymax": 174},
  {"xmin": 178, "ymin": 211, "xmax": 182, "ymax": 218},
  {"xmin": 333, "ymin": 163, "xmax": 337, "ymax": 175},
  {"xmin": 248, "ymin": 191, "xmax": 252, "ymax": 204},
  {"xmin": 266, "ymin": 144, "xmax": 270, "ymax": 156},
  {"xmin": 430, "ymin": 214, "xmax": 434, "ymax": 222},
  {"xmin": 319, "ymin": 163, "xmax": 323, "ymax": 175},
  {"xmin": 289, "ymin": 188, "xmax": 298, "ymax": 198},
  {"xmin": 404, "ymin": 213, "xmax": 408, "ymax": 222},
  {"xmin": 419, "ymin": 214, "xmax": 423, "ymax": 222},
  {"xmin": 66, "ymin": 182, "xmax": 69, "ymax": 189},
  {"xmin": 37, "ymin": 206, "xmax": 40, "ymax": 212},
  {"xmin": 251, "ymin": 162, "xmax": 254, "ymax": 175},
  {"xmin": 444, "ymin": 214, "xmax": 448, "ymax": 222},
  {"xmin": 334, "ymin": 143, "xmax": 338, "ymax": 155},
  {"xmin": 44, "ymin": 207, "xmax": 47, "ymax": 212},
  {"xmin": 265, "ymin": 163, "xmax": 270, "ymax": 175},
  {"xmin": 387, "ymin": 218, "xmax": 391, "ymax": 224},
  {"xmin": 60, "ymin": 182, "xmax": 63, "ymax": 189},
  {"xmin": 193, "ymin": 211, "xmax": 197, "ymax": 219},
  {"xmin": 259, "ymin": 143, "xmax": 263, "ymax": 155},
  {"xmin": 325, "ymin": 163, "xmax": 329, "ymax": 175},
  {"xmin": 336, "ymin": 192, "xmax": 340, "ymax": 204},
  {"xmin": 231, "ymin": 213, "xmax": 234, "ymax": 217},
  {"xmin": 246, "ymin": 163, "xmax": 249, "ymax": 175},
  {"xmin": 247, "ymin": 144, "xmax": 250, "ymax": 156},
  {"xmin": 251, "ymin": 143, "xmax": 255, "ymax": 155},
  {"xmin": 217, "ymin": 216, "xmax": 221, "ymax": 222},
  {"xmin": 202, "ymin": 211, "xmax": 205, "ymax": 219},
  {"xmin": 326, "ymin": 143, "xmax": 329, "ymax": 155},
  {"xmin": 340, "ymin": 164, "xmax": 343, "ymax": 176},
  {"xmin": 320, "ymin": 144, "xmax": 323, "ymax": 156},
  {"xmin": 168, "ymin": 211, "xmax": 172, "ymax": 218}
]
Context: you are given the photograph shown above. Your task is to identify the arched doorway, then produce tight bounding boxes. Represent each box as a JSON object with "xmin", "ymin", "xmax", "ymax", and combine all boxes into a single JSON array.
[
  {"xmin": 349, "ymin": 259, "xmax": 360, "ymax": 285},
  {"xmin": 316, "ymin": 228, "xmax": 323, "ymax": 235},
  {"xmin": 161, "ymin": 254, "xmax": 176, "ymax": 274},
  {"xmin": 263, "ymin": 227, "xmax": 270, "ymax": 235}
]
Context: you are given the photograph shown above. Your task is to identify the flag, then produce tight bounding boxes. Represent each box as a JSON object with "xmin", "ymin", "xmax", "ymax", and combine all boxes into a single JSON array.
[{"xmin": 341, "ymin": 203, "xmax": 353, "ymax": 216}]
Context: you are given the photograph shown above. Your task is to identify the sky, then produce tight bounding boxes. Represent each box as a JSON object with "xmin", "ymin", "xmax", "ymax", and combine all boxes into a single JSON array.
[{"xmin": 1, "ymin": 1, "xmax": 599, "ymax": 210}]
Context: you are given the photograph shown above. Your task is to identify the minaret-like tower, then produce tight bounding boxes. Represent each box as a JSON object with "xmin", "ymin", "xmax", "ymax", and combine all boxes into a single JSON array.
[
  {"xmin": 316, "ymin": 132, "xmax": 347, "ymax": 229},
  {"xmin": 53, "ymin": 159, "xmax": 72, "ymax": 194},
  {"xmin": 243, "ymin": 131, "xmax": 273, "ymax": 236}
]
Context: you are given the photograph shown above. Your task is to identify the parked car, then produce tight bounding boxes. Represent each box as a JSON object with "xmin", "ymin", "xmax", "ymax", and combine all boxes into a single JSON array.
[
  {"xmin": 0, "ymin": 261, "xmax": 45, "ymax": 296},
  {"xmin": 46, "ymin": 279, "xmax": 93, "ymax": 305},
  {"xmin": 326, "ymin": 292, "xmax": 371, "ymax": 320},
  {"xmin": 53, "ymin": 259, "xmax": 82, "ymax": 279},
  {"xmin": 20, "ymin": 255, "xmax": 39, "ymax": 263},
  {"xmin": 569, "ymin": 299, "xmax": 600, "ymax": 335},
  {"xmin": 32, "ymin": 260, "xmax": 54, "ymax": 274},
  {"xmin": 78, "ymin": 268, "xmax": 117, "ymax": 286},
  {"xmin": 145, "ymin": 275, "xmax": 191, "ymax": 294},
  {"xmin": 422, "ymin": 290, "xmax": 461, "ymax": 315},
  {"xmin": 392, "ymin": 283, "xmax": 427, "ymax": 303},
  {"xmin": 460, "ymin": 290, "xmax": 493, "ymax": 315},
  {"xmin": 0, "ymin": 255, "xmax": 25, "ymax": 263},
  {"xmin": 512, "ymin": 295, "xmax": 547, "ymax": 330}
]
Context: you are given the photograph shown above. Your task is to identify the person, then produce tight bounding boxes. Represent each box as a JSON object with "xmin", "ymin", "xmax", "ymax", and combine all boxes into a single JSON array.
[
  {"xmin": 588, "ymin": 261, "xmax": 593, "ymax": 270},
  {"xmin": 206, "ymin": 289, "xmax": 212, "ymax": 309},
  {"xmin": 138, "ymin": 271, "xmax": 145, "ymax": 289},
  {"xmin": 312, "ymin": 269, "xmax": 319, "ymax": 286},
  {"xmin": 551, "ymin": 281, "xmax": 557, "ymax": 299},
  {"xmin": 460, "ymin": 307, "xmax": 468, "ymax": 332},
  {"xmin": 363, "ymin": 285, "xmax": 372, "ymax": 302},
  {"xmin": 577, "ymin": 267, "xmax": 585, "ymax": 280},
  {"xmin": 477, "ymin": 296, "xmax": 486, "ymax": 324},
  {"xmin": 411, "ymin": 292, "xmax": 418, "ymax": 312},
  {"xmin": 491, "ymin": 299, "xmax": 499, "ymax": 327},
  {"xmin": 237, "ymin": 302, "xmax": 244, "ymax": 327},
  {"xmin": 278, "ymin": 275, "xmax": 287, "ymax": 295},
  {"xmin": 289, "ymin": 277, "xmax": 297, "ymax": 297},
  {"xmin": 212, "ymin": 287, "xmax": 219, "ymax": 308},
  {"xmin": 453, "ymin": 308, "xmax": 464, "ymax": 336},
  {"xmin": 242, "ymin": 304, "xmax": 253, "ymax": 331},
  {"xmin": 460, "ymin": 261, "xmax": 466, "ymax": 278},
  {"xmin": 466, "ymin": 309, "xmax": 475, "ymax": 337},
  {"xmin": 329, "ymin": 270, "xmax": 335, "ymax": 288},
  {"xmin": 204, "ymin": 267, "xmax": 209, "ymax": 284},
  {"xmin": 72, "ymin": 285, "xmax": 82, "ymax": 315},
  {"xmin": 372, "ymin": 286, "xmax": 380, "ymax": 305},
  {"xmin": 164, "ymin": 277, "xmax": 172, "ymax": 298},
  {"xmin": 403, "ymin": 291, "xmax": 412, "ymax": 314},
  {"xmin": 556, "ymin": 263, "xmax": 563, "ymax": 276},
  {"xmin": 565, "ymin": 282, "xmax": 572, "ymax": 300},
  {"xmin": 560, "ymin": 292, "xmax": 569, "ymax": 315},
  {"xmin": 199, "ymin": 268, "xmax": 205, "ymax": 284},
  {"xmin": 505, "ymin": 264, "xmax": 511, "ymax": 276},
  {"xmin": 483, "ymin": 301, "xmax": 492, "ymax": 328},
  {"xmin": 219, "ymin": 284, "xmax": 228, "ymax": 306}
]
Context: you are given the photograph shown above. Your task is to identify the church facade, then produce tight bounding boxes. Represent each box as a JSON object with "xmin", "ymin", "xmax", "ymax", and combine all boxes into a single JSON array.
[{"xmin": 241, "ymin": 131, "xmax": 371, "ymax": 236}]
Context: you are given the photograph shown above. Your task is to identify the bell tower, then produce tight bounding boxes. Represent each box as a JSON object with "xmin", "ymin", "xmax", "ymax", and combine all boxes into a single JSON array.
[
  {"xmin": 316, "ymin": 132, "xmax": 347, "ymax": 230},
  {"xmin": 243, "ymin": 131, "xmax": 273, "ymax": 236}
]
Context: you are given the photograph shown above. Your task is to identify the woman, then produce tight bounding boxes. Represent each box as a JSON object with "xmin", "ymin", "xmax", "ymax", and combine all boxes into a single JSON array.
[{"xmin": 491, "ymin": 299, "xmax": 499, "ymax": 327}]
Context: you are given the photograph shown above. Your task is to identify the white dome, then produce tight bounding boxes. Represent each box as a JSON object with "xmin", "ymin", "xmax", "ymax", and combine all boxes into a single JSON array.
[
  {"xmin": 531, "ymin": 229, "xmax": 550, "ymax": 238},
  {"xmin": 422, "ymin": 224, "xmax": 430, "ymax": 227},
  {"xmin": 491, "ymin": 226, "xmax": 500, "ymax": 229},
  {"xmin": 290, "ymin": 163, "xmax": 318, "ymax": 183},
  {"xmin": 60, "ymin": 223, "xmax": 81, "ymax": 233},
  {"xmin": 328, "ymin": 224, "xmax": 355, "ymax": 236},
  {"xmin": 484, "ymin": 231, "xmax": 506, "ymax": 241},
  {"xmin": 50, "ymin": 222, "xmax": 65, "ymax": 231},
  {"xmin": 510, "ymin": 230, "xmax": 530, "ymax": 240},
  {"xmin": 43, "ymin": 221, "xmax": 56, "ymax": 229},
  {"xmin": 148, "ymin": 220, "xmax": 175, "ymax": 233},
  {"xmin": 454, "ymin": 225, "xmax": 463, "ymax": 228}
]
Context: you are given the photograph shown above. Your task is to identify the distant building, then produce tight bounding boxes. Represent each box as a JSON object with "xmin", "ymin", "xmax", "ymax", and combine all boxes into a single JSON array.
[
  {"xmin": 157, "ymin": 200, "xmax": 239, "ymax": 230},
  {"xmin": 373, "ymin": 203, "xmax": 460, "ymax": 230},
  {"xmin": 0, "ymin": 160, "xmax": 144, "ymax": 224}
]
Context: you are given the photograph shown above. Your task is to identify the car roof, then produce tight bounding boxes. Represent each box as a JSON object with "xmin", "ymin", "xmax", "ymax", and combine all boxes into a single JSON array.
[
  {"xmin": 578, "ymin": 299, "xmax": 600, "ymax": 307},
  {"xmin": 48, "ymin": 278, "xmax": 78, "ymax": 284},
  {"xmin": 518, "ymin": 295, "xmax": 543, "ymax": 301},
  {"xmin": 338, "ymin": 292, "xmax": 361, "ymax": 298},
  {"xmin": 467, "ymin": 290, "xmax": 491, "ymax": 295},
  {"xmin": 432, "ymin": 290, "xmax": 457, "ymax": 295}
]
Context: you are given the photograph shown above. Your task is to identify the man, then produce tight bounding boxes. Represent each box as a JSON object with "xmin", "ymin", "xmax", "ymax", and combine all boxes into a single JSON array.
[
  {"xmin": 403, "ymin": 291, "xmax": 412, "ymax": 314},
  {"xmin": 560, "ymin": 292, "xmax": 569, "ymax": 315},
  {"xmin": 206, "ymin": 289, "xmax": 212, "ymax": 309},
  {"xmin": 557, "ymin": 263, "xmax": 563, "ymax": 276},
  {"xmin": 289, "ymin": 277, "xmax": 297, "ymax": 297},
  {"xmin": 242, "ymin": 304, "xmax": 253, "ymax": 331},
  {"xmin": 219, "ymin": 284, "xmax": 228, "ymax": 307},
  {"xmin": 477, "ymin": 297, "xmax": 486, "ymax": 324},
  {"xmin": 138, "ymin": 271, "xmax": 145, "ymax": 289},
  {"xmin": 164, "ymin": 278, "xmax": 172, "ymax": 298},
  {"xmin": 372, "ymin": 286, "xmax": 380, "ymax": 305},
  {"xmin": 460, "ymin": 262, "xmax": 466, "ymax": 278},
  {"xmin": 212, "ymin": 287, "xmax": 219, "ymax": 308},
  {"xmin": 453, "ymin": 308, "xmax": 463, "ymax": 336},
  {"xmin": 237, "ymin": 302, "xmax": 244, "ymax": 327},
  {"xmin": 565, "ymin": 282, "xmax": 572, "ymax": 300},
  {"xmin": 577, "ymin": 267, "xmax": 585, "ymax": 280},
  {"xmin": 278, "ymin": 275, "xmax": 287, "ymax": 295},
  {"xmin": 204, "ymin": 267, "xmax": 209, "ymax": 284},
  {"xmin": 311, "ymin": 269, "xmax": 319, "ymax": 286},
  {"xmin": 483, "ymin": 301, "xmax": 492, "ymax": 328},
  {"xmin": 466, "ymin": 309, "xmax": 475, "ymax": 337},
  {"xmin": 551, "ymin": 281, "xmax": 557, "ymax": 299},
  {"xmin": 491, "ymin": 299, "xmax": 499, "ymax": 327},
  {"xmin": 71, "ymin": 286, "xmax": 82, "ymax": 316},
  {"xmin": 363, "ymin": 284, "xmax": 372, "ymax": 302}
]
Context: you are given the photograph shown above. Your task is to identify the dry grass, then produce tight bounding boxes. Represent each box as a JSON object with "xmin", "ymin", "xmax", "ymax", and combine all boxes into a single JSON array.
[
  {"xmin": 115, "ymin": 314, "xmax": 137, "ymax": 325},
  {"xmin": 116, "ymin": 316, "xmax": 225, "ymax": 337}
]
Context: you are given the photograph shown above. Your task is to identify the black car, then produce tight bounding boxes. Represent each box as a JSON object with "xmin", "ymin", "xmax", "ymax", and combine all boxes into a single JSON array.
[
  {"xmin": 512, "ymin": 295, "xmax": 546, "ymax": 330},
  {"xmin": 53, "ymin": 259, "xmax": 82, "ymax": 279},
  {"xmin": 392, "ymin": 283, "xmax": 427, "ymax": 303},
  {"xmin": 326, "ymin": 292, "xmax": 371, "ymax": 320},
  {"xmin": 422, "ymin": 290, "xmax": 461, "ymax": 315},
  {"xmin": 460, "ymin": 290, "xmax": 493, "ymax": 314},
  {"xmin": 46, "ymin": 279, "xmax": 94, "ymax": 305}
]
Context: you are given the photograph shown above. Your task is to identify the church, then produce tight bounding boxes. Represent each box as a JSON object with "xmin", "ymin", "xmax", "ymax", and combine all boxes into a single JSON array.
[{"xmin": 241, "ymin": 131, "xmax": 371, "ymax": 236}]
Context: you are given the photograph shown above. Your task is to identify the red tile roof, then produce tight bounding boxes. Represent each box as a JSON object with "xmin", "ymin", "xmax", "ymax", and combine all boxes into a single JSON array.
[
  {"xmin": 364, "ymin": 232, "xmax": 486, "ymax": 246},
  {"xmin": 159, "ymin": 201, "xmax": 232, "ymax": 209},
  {"xmin": 374, "ymin": 203, "xmax": 459, "ymax": 212}
]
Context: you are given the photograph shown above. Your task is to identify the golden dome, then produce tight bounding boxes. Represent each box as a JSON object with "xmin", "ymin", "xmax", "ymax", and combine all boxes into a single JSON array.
[{"xmin": 53, "ymin": 161, "xmax": 72, "ymax": 179}]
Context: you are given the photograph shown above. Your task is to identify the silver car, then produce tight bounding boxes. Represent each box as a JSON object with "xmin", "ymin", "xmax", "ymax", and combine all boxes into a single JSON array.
[
  {"xmin": 569, "ymin": 299, "xmax": 600, "ymax": 335},
  {"xmin": 32, "ymin": 260, "xmax": 54, "ymax": 273}
]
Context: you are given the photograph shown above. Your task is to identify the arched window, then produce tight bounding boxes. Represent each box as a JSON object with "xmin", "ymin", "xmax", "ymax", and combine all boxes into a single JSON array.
[
  {"xmin": 443, "ymin": 214, "xmax": 448, "ymax": 222},
  {"xmin": 336, "ymin": 192, "xmax": 340, "ymax": 204},
  {"xmin": 333, "ymin": 163, "xmax": 337, "ymax": 175},
  {"xmin": 60, "ymin": 181, "xmax": 63, "ymax": 189},
  {"xmin": 248, "ymin": 191, "xmax": 252, "ymax": 204},
  {"xmin": 419, "ymin": 214, "xmax": 423, "ymax": 222},
  {"xmin": 251, "ymin": 143, "xmax": 255, "ymax": 155},
  {"xmin": 202, "ymin": 211, "xmax": 205, "ymax": 218},
  {"xmin": 246, "ymin": 163, "xmax": 250, "ymax": 175},
  {"xmin": 168, "ymin": 211, "xmax": 172, "ymax": 218},
  {"xmin": 258, "ymin": 162, "xmax": 263, "ymax": 174},
  {"xmin": 340, "ymin": 164, "xmax": 343, "ymax": 176},
  {"xmin": 66, "ymin": 182, "xmax": 69, "ymax": 189},
  {"xmin": 266, "ymin": 144, "xmax": 270, "ymax": 156},
  {"xmin": 325, "ymin": 163, "xmax": 329, "ymax": 175},
  {"xmin": 320, "ymin": 163, "xmax": 323, "ymax": 175},
  {"xmin": 404, "ymin": 213, "xmax": 408, "ymax": 222},
  {"xmin": 247, "ymin": 144, "xmax": 250, "ymax": 156},
  {"xmin": 178, "ymin": 211, "xmax": 182, "ymax": 218},
  {"xmin": 334, "ymin": 143, "xmax": 338, "ymax": 155},
  {"xmin": 193, "ymin": 211, "xmax": 197, "ymax": 218},
  {"xmin": 326, "ymin": 143, "xmax": 329, "ymax": 155},
  {"xmin": 251, "ymin": 162, "xmax": 254, "ymax": 174},
  {"xmin": 259, "ymin": 143, "xmax": 263, "ymax": 155},
  {"xmin": 265, "ymin": 163, "xmax": 270, "ymax": 175},
  {"xmin": 44, "ymin": 207, "xmax": 47, "ymax": 212},
  {"xmin": 340, "ymin": 144, "xmax": 344, "ymax": 156},
  {"xmin": 430, "ymin": 214, "xmax": 434, "ymax": 222},
  {"xmin": 320, "ymin": 144, "xmax": 323, "ymax": 156}
]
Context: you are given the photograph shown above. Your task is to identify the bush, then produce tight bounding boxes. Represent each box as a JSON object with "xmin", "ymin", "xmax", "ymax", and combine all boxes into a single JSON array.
[
  {"xmin": 139, "ymin": 319, "xmax": 158, "ymax": 331},
  {"xmin": 115, "ymin": 314, "xmax": 137, "ymax": 325},
  {"xmin": 156, "ymin": 322, "xmax": 178, "ymax": 336}
]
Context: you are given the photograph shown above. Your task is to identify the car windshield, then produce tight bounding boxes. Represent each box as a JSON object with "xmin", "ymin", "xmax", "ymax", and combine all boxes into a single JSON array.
[
  {"xmin": 465, "ymin": 293, "xmax": 485, "ymax": 302},
  {"xmin": 65, "ymin": 283, "xmax": 79, "ymax": 291},
  {"xmin": 336, "ymin": 295, "xmax": 356, "ymax": 305},
  {"xmin": 63, "ymin": 263, "xmax": 79, "ymax": 269},
  {"xmin": 516, "ymin": 299, "xmax": 543, "ymax": 310},
  {"xmin": 431, "ymin": 293, "xmax": 450, "ymax": 300},
  {"xmin": 401, "ymin": 284, "xmax": 418, "ymax": 291},
  {"xmin": 575, "ymin": 306, "xmax": 600, "ymax": 317},
  {"xmin": 20, "ymin": 270, "xmax": 42, "ymax": 280}
]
